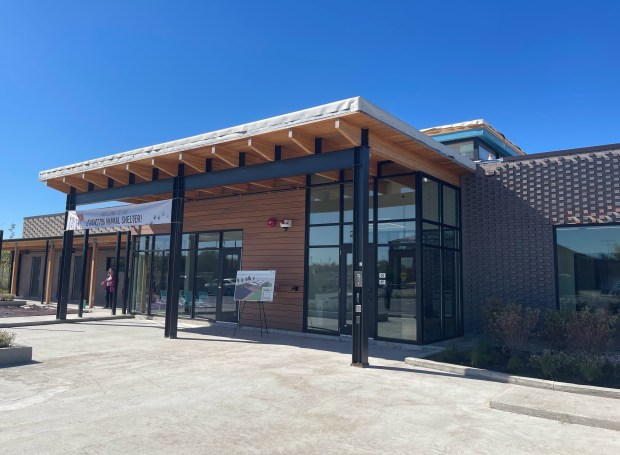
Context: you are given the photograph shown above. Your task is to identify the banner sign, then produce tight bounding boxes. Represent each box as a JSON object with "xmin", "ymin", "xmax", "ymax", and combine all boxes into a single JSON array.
[
  {"xmin": 65, "ymin": 199, "xmax": 173, "ymax": 231},
  {"xmin": 233, "ymin": 270, "xmax": 276, "ymax": 302}
]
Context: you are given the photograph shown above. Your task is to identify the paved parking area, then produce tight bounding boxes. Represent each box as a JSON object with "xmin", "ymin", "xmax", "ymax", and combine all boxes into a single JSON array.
[{"xmin": 1, "ymin": 319, "xmax": 618, "ymax": 454}]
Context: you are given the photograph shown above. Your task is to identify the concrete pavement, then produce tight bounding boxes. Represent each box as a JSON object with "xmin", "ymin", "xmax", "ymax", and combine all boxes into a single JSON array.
[{"xmin": 1, "ymin": 319, "xmax": 619, "ymax": 454}]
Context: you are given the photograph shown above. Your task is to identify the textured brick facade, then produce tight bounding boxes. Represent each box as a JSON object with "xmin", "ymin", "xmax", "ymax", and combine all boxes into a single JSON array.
[
  {"xmin": 23, "ymin": 214, "xmax": 118, "ymax": 238},
  {"xmin": 461, "ymin": 147, "xmax": 620, "ymax": 333}
]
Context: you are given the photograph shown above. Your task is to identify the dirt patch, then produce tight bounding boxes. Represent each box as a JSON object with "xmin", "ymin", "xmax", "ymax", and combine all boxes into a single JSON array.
[{"xmin": 1, "ymin": 305, "xmax": 77, "ymax": 318}]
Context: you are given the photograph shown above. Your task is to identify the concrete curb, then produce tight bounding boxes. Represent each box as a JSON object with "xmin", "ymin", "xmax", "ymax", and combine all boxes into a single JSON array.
[
  {"xmin": 404, "ymin": 357, "xmax": 620, "ymax": 400},
  {"xmin": 0, "ymin": 345, "xmax": 32, "ymax": 366},
  {"xmin": 0, "ymin": 300, "xmax": 28, "ymax": 307},
  {"xmin": 0, "ymin": 315, "xmax": 135, "ymax": 329},
  {"xmin": 489, "ymin": 399, "xmax": 620, "ymax": 432}
]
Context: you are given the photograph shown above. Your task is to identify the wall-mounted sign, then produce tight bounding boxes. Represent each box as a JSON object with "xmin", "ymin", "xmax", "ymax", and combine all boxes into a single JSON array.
[
  {"xmin": 233, "ymin": 270, "xmax": 276, "ymax": 302},
  {"xmin": 65, "ymin": 199, "xmax": 173, "ymax": 231}
]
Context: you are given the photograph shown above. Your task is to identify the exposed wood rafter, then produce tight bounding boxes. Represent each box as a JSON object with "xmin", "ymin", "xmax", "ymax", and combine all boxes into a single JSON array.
[
  {"xmin": 126, "ymin": 163, "xmax": 153, "ymax": 181},
  {"xmin": 103, "ymin": 167, "xmax": 129, "ymax": 185},
  {"xmin": 335, "ymin": 118, "xmax": 362, "ymax": 146},
  {"xmin": 62, "ymin": 175, "xmax": 89, "ymax": 192},
  {"xmin": 247, "ymin": 138, "xmax": 274, "ymax": 161},
  {"xmin": 211, "ymin": 145, "xmax": 237, "ymax": 167},
  {"xmin": 179, "ymin": 152, "xmax": 206, "ymax": 173},
  {"xmin": 151, "ymin": 158, "xmax": 178, "ymax": 177},
  {"xmin": 81, "ymin": 172, "xmax": 108, "ymax": 189},
  {"xmin": 287, "ymin": 129, "xmax": 314, "ymax": 154}
]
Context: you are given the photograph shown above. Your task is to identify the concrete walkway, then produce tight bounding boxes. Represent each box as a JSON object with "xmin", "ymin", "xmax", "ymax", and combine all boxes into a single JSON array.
[{"xmin": 1, "ymin": 319, "xmax": 619, "ymax": 454}]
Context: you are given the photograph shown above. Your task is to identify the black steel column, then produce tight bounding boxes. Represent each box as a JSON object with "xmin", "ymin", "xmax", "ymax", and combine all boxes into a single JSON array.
[
  {"xmin": 112, "ymin": 231, "xmax": 122, "ymax": 315},
  {"xmin": 122, "ymin": 231, "xmax": 132, "ymax": 314},
  {"xmin": 164, "ymin": 170, "xmax": 185, "ymax": 338},
  {"xmin": 78, "ymin": 230, "xmax": 89, "ymax": 317},
  {"xmin": 351, "ymin": 129, "xmax": 370, "ymax": 367},
  {"xmin": 58, "ymin": 188, "xmax": 76, "ymax": 320},
  {"xmin": 14, "ymin": 251, "xmax": 23, "ymax": 297},
  {"xmin": 41, "ymin": 240, "xmax": 50, "ymax": 304}
]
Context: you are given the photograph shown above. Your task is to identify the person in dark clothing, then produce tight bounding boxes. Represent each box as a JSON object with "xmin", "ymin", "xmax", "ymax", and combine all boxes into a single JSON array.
[{"xmin": 102, "ymin": 268, "xmax": 115, "ymax": 309}]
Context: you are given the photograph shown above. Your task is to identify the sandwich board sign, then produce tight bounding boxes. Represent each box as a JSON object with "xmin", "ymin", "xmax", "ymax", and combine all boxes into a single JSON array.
[{"xmin": 233, "ymin": 270, "xmax": 276, "ymax": 302}]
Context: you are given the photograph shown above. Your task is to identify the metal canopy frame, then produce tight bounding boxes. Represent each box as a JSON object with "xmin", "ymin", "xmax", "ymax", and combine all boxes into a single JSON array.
[{"xmin": 55, "ymin": 144, "xmax": 370, "ymax": 365}]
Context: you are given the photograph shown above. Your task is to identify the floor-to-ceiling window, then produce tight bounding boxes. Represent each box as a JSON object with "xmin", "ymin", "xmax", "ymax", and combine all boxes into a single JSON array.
[
  {"xmin": 304, "ymin": 165, "xmax": 463, "ymax": 344},
  {"xmin": 131, "ymin": 231, "xmax": 242, "ymax": 321},
  {"xmin": 421, "ymin": 176, "xmax": 462, "ymax": 342}
]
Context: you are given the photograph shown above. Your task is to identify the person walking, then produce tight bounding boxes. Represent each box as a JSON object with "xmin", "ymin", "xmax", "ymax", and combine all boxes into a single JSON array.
[{"xmin": 102, "ymin": 268, "xmax": 115, "ymax": 309}]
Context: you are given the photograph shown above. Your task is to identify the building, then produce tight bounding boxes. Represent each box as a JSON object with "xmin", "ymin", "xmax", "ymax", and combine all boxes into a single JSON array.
[{"xmin": 2, "ymin": 97, "xmax": 619, "ymax": 360}]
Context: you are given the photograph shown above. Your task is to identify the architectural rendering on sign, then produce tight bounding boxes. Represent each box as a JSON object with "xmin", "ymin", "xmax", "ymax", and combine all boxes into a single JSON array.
[{"xmin": 1, "ymin": 97, "xmax": 618, "ymax": 357}]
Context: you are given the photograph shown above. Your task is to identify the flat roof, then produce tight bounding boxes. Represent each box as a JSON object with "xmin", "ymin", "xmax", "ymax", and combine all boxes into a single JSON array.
[{"xmin": 38, "ymin": 97, "xmax": 475, "ymax": 200}]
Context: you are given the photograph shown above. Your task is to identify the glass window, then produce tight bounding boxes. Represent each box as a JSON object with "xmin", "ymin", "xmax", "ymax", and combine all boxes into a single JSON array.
[
  {"xmin": 422, "ymin": 223, "xmax": 440, "ymax": 246},
  {"xmin": 377, "ymin": 176, "xmax": 415, "ymax": 221},
  {"xmin": 311, "ymin": 175, "xmax": 336, "ymax": 185},
  {"xmin": 198, "ymin": 232, "xmax": 219, "ymax": 249},
  {"xmin": 309, "ymin": 185, "xmax": 340, "ymax": 225},
  {"xmin": 223, "ymin": 230, "xmax": 243, "ymax": 247},
  {"xmin": 443, "ymin": 250, "xmax": 460, "ymax": 338},
  {"xmin": 478, "ymin": 144, "xmax": 497, "ymax": 161},
  {"xmin": 446, "ymin": 141, "xmax": 475, "ymax": 160},
  {"xmin": 154, "ymin": 235, "xmax": 170, "ymax": 251},
  {"xmin": 422, "ymin": 178, "xmax": 439, "ymax": 222},
  {"xmin": 443, "ymin": 227, "xmax": 459, "ymax": 249},
  {"xmin": 443, "ymin": 186, "xmax": 458, "ymax": 227},
  {"xmin": 556, "ymin": 226, "xmax": 620, "ymax": 313},
  {"xmin": 342, "ymin": 183, "xmax": 373, "ymax": 223},
  {"xmin": 377, "ymin": 221, "xmax": 415, "ymax": 245},
  {"xmin": 342, "ymin": 223, "xmax": 374, "ymax": 245},
  {"xmin": 307, "ymin": 247, "xmax": 340, "ymax": 333},
  {"xmin": 309, "ymin": 225, "xmax": 339, "ymax": 246},
  {"xmin": 138, "ymin": 236, "xmax": 149, "ymax": 250},
  {"xmin": 423, "ymin": 247, "xmax": 442, "ymax": 342},
  {"xmin": 181, "ymin": 234, "xmax": 192, "ymax": 250}
]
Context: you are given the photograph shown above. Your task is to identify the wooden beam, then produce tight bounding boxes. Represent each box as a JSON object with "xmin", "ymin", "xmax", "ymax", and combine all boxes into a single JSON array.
[
  {"xmin": 211, "ymin": 146, "xmax": 237, "ymax": 167},
  {"xmin": 335, "ymin": 118, "xmax": 362, "ymax": 146},
  {"xmin": 82, "ymin": 172, "xmax": 108, "ymax": 189},
  {"xmin": 151, "ymin": 158, "xmax": 178, "ymax": 177},
  {"xmin": 280, "ymin": 176, "xmax": 306, "ymax": 187},
  {"xmin": 45, "ymin": 244, "xmax": 55, "ymax": 304},
  {"xmin": 179, "ymin": 152, "xmax": 206, "ymax": 173},
  {"xmin": 10, "ymin": 246, "xmax": 18, "ymax": 294},
  {"xmin": 249, "ymin": 180, "xmax": 274, "ymax": 190},
  {"xmin": 287, "ymin": 129, "xmax": 314, "ymax": 154},
  {"xmin": 46, "ymin": 179, "xmax": 71, "ymax": 193},
  {"xmin": 126, "ymin": 163, "xmax": 152, "ymax": 181},
  {"xmin": 247, "ymin": 138, "xmax": 274, "ymax": 161},
  {"xmin": 88, "ymin": 242, "xmax": 98, "ymax": 308},
  {"xmin": 369, "ymin": 136, "xmax": 460, "ymax": 187},
  {"xmin": 222, "ymin": 184, "xmax": 249, "ymax": 193},
  {"xmin": 103, "ymin": 167, "xmax": 129, "ymax": 185},
  {"xmin": 62, "ymin": 175, "xmax": 89, "ymax": 192}
]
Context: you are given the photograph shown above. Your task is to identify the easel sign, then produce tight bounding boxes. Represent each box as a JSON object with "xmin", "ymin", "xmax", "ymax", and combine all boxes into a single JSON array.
[{"xmin": 233, "ymin": 270, "xmax": 276, "ymax": 302}]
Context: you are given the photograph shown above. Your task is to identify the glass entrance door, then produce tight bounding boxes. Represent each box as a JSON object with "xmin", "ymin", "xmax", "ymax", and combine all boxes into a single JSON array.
[
  {"xmin": 218, "ymin": 248, "xmax": 241, "ymax": 322},
  {"xmin": 339, "ymin": 246, "xmax": 353, "ymax": 335}
]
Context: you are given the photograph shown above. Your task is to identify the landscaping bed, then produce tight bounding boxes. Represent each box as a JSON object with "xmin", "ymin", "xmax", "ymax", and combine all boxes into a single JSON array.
[
  {"xmin": 1, "ymin": 305, "xmax": 77, "ymax": 318},
  {"xmin": 429, "ymin": 301, "xmax": 620, "ymax": 389}
]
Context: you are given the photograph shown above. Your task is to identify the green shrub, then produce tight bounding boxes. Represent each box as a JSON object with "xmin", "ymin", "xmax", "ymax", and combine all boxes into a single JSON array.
[
  {"xmin": 0, "ymin": 294, "xmax": 16, "ymax": 301},
  {"xmin": 568, "ymin": 307, "xmax": 618, "ymax": 354},
  {"xmin": 440, "ymin": 343, "xmax": 465, "ymax": 364},
  {"xmin": 484, "ymin": 300, "xmax": 540, "ymax": 355},
  {"xmin": 575, "ymin": 356, "xmax": 606, "ymax": 383},
  {"xmin": 543, "ymin": 309, "xmax": 575, "ymax": 351},
  {"xmin": 469, "ymin": 340, "xmax": 494, "ymax": 368},
  {"xmin": 529, "ymin": 350, "xmax": 575, "ymax": 380},
  {"xmin": 506, "ymin": 355, "xmax": 526, "ymax": 372},
  {"xmin": 0, "ymin": 330, "xmax": 16, "ymax": 348}
]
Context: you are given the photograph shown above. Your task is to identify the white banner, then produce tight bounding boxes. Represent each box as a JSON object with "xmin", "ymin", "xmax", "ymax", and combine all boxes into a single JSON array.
[{"xmin": 65, "ymin": 199, "xmax": 173, "ymax": 231}]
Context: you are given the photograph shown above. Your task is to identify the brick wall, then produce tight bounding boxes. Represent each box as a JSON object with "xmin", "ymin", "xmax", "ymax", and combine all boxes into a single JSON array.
[{"xmin": 461, "ymin": 148, "xmax": 620, "ymax": 333}]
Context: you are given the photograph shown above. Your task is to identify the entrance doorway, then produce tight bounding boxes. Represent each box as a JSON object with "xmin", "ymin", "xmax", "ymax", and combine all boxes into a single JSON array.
[{"xmin": 195, "ymin": 247, "xmax": 241, "ymax": 322}]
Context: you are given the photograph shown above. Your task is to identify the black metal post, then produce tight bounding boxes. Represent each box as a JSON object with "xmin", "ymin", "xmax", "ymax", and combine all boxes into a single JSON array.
[
  {"xmin": 122, "ymin": 231, "xmax": 132, "ymax": 314},
  {"xmin": 41, "ymin": 240, "xmax": 50, "ymax": 304},
  {"xmin": 164, "ymin": 169, "xmax": 185, "ymax": 338},
  {"xmin": 351, "ymin": 129, "xmax": 370, "ymax": 367},
  {"xmin": 58, "ymin": 188, "xmax": 76, "ymax": 320},
  {"xmin": 78, "ymin": 230, "xmax": 89, "ymax": 317},
  {"xmin": 112, "ymin": 231, "xmax": 122, "ymax": 315}
]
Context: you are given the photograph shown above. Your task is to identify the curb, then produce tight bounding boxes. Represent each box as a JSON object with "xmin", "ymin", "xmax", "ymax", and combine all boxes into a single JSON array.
[
  {"xmin": 404, "ymin": 357, "xmax": 620, "ymax": 400},
  {"xmin": 489, "ymin": 400, "xmax": 620, "ymax": 432},
  {"xmin": 0, "ymin": 315, "xmax": 135, "ymax": 329}
]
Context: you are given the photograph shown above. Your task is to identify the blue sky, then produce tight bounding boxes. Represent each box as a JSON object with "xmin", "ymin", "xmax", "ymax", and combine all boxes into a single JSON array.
[{"xmin": 1, "ymin": 1, "xmax": 619, "ymax": 237}]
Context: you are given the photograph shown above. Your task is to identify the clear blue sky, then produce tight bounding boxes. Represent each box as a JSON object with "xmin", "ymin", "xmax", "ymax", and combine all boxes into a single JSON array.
[{"xmin": 1, "ymin": 1, "xmax": 619, "ymax": 237}]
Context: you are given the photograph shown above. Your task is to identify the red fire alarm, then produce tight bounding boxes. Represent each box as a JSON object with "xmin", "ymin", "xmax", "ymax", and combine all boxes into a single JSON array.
[{"xmin": 267, "ymin": 217, "xmax": 278, "ymax": 228}]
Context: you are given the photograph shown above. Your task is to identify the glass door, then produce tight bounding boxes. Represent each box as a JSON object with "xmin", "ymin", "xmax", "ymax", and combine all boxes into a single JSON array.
[
  {"xmin": 218, "ymin": 248, "xmax": 241, "ymax": 322},
  {"xmin": 339, "ymin": 245, "xmax": 353, "ymax": 335},
  {"xmin": 195, "ymin": 249, "xmax": 219, "ymax": 319}
]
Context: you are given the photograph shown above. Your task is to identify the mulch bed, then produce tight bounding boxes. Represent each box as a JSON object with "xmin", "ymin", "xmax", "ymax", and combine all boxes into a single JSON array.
[{"xmin": 1, "ymin": 306, "xmax": 77, "ymax": 318}]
